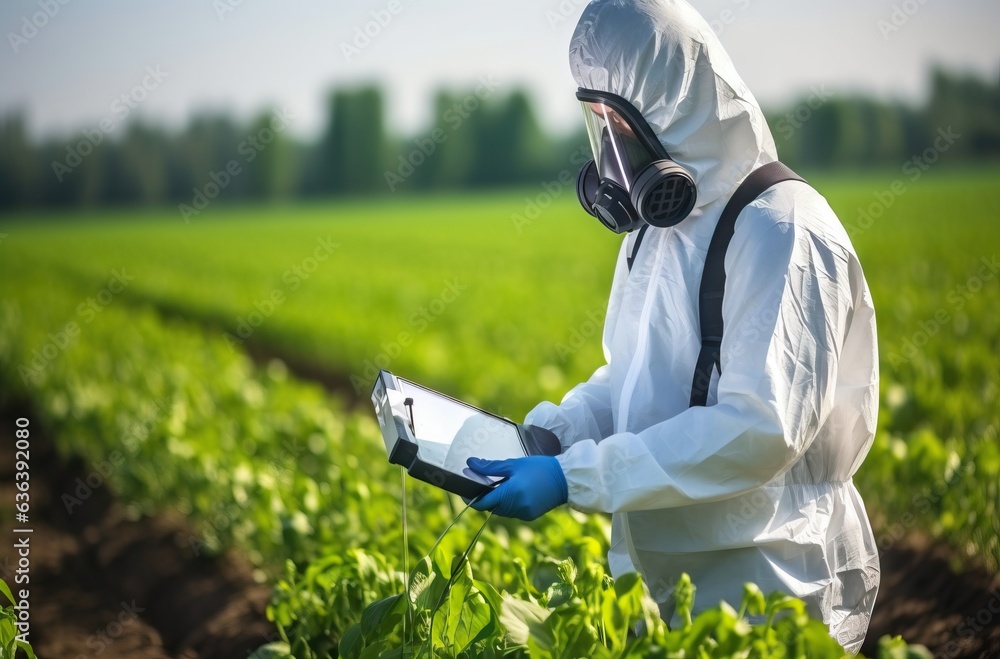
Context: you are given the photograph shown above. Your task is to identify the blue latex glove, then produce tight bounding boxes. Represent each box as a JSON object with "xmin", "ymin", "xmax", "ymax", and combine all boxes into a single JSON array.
[{"xmin": 467, "ymin": 456, "xmax": 568, "ymax": 521}]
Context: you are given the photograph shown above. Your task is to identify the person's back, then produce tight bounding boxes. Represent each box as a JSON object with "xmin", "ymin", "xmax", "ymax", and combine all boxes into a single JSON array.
[{"xmin": 467, "ymin": 0, "xmax": 880, "ymax": 651}]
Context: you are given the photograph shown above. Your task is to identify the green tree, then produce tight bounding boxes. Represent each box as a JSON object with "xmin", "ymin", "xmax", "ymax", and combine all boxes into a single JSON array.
[
  {"xmin": 320, "ymin": 86, "xmax": 387, "ymax": 195},
  {"xmin": 244, "ymin": 111, "xmax": 298, "ymax": 201},
  {"xmin": 0, "ymin": 113, "xmax": 38, "ymax": 207}
]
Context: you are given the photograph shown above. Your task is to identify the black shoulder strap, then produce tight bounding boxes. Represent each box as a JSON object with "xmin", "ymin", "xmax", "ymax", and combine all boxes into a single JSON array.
[
  {"xmin": 689, "ymin": 162, "xmax": 806, "ymax": 407},
  {"xmin": 626, "ymin": 224, "xmax": 649, "ymax": 272}
]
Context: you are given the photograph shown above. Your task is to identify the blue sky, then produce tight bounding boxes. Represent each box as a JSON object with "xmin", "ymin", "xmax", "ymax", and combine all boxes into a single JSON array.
[{"xmin": 2, "ymin": 0, "xmax": 997, "ymax": 141}]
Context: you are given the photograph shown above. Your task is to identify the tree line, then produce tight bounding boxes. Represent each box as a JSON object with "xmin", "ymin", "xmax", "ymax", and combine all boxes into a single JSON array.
[
  {"xmin": 0, "ymin": 67, "xmax": 996, "ymax": 211},
  {"xmin": 766, "ymin": 69, "xmax": 1000, "ymax": 170}
]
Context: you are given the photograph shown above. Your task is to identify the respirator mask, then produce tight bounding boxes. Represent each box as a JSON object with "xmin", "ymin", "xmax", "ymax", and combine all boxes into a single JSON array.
[{"xmin": 576, "ymin": 89, "xmax": 698, "ymax": 233}]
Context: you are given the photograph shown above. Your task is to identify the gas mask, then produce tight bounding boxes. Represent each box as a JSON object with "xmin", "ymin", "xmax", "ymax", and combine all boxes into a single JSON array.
[{"xmin": 576, "ymin": 89, "xmax": 698, "ymax": 233}]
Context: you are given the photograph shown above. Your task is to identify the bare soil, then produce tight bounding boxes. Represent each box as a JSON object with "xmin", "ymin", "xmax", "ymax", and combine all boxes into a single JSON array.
[
  {"xmin": 0, "ymin": 410, "xmax": 275, "ymax": 658},
  {"xmin": 3, "ymin": 344, "xmax": 998, "ymax": 658},
  {"xmin": 862, "ymin": 534, "xmax": 1000, "ymax": 658}
]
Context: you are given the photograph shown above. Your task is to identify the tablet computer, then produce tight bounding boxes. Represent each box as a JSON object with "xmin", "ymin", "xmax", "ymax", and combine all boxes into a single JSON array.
[{"xmin": 371, "ymin": 370, "xmax": 560, "ymax": 498}]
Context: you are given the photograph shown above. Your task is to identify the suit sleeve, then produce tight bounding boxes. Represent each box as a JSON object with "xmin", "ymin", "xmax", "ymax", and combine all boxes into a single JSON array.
[
  {"xmin": 525, "ymin": 365, "xmax": 615, "ymax": 452},
  {"xmin": 555, "ymin": 213, "xmax": 853, "ymax": 513}
]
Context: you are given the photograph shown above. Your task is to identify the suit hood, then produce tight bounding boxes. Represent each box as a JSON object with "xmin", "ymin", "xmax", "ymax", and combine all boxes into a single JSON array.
[{"xmin": 569, "ymin": 0, "xmax": 778, "ymax": 208}]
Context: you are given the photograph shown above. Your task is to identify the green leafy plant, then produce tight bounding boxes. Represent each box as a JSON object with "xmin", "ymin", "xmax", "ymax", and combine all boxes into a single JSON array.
[
  {"xmin": 1, "ymin": 174, "xmax": 993, "ymax": 655},
  {"xmin": 266, "ymin": 550, "xmax": 404, "ymax": 659},
  {"xmin": 0, "ymin": 581, "xmax": 36, "ymax": 659}
]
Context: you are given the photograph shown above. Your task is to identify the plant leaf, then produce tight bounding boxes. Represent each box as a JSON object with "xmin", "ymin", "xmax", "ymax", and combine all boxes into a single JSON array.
[{"xmin": 500, "ymin": 594, "xmax": 550, "ymax": 646}]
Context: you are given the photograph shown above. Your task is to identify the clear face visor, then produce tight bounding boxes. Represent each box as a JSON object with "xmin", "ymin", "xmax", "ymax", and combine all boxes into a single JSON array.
[{"xmin": 580, "ymin": 100, "xmax": 658, "ymax": 191}]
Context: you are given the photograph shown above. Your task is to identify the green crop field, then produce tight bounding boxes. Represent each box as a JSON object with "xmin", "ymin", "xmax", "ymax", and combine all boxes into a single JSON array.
[
  {"xmin": 4, "ymin": 190, "xmax": 620, "ymax": 416},
  {"xmin": 1, "ymin": 169, "xmax": 997, "ymax": 657}
]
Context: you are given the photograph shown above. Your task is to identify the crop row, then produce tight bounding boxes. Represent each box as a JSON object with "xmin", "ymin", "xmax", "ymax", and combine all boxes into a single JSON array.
[
  {"xmin": 0, "ymin": 255, "xmax": 931, "ymax": 656},
  {"xmin": 0, "ymin": 264, "xmax": 605, "ymax": 654},
  {"xmin": 4, "ymin": 175, "xmax": 997, "ymax": 572}
]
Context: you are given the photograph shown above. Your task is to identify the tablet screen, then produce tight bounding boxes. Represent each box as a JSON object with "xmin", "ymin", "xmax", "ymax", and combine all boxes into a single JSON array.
[{"xmin": 395, "ymin": 377, "xmax": 526, "ymax": 481}]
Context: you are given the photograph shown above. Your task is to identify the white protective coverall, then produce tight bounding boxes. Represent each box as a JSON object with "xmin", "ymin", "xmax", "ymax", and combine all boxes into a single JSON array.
[{"xmin": 524, "ymin": 0, "xmax": 880, "ymax": 651}]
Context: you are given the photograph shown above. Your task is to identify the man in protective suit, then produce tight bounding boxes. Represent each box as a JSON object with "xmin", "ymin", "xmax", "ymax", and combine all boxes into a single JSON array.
[{"xmin": 467, "ymin": 0, "xmax": 880, "ymax": 652}]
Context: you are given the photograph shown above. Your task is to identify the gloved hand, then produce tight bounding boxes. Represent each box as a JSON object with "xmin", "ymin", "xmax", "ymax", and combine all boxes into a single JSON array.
[{"xmin": 466, "ymin": 456, "xmax": 568, "ymax": 521}]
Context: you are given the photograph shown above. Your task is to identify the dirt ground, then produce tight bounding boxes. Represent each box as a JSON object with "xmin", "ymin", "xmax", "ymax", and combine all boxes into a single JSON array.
[
  {"xmin": 863, "ymin": 535, "xmax": 1000, "ymax": 658},
  {"xmin": 0, "ymin": 412, "xmax": 275, "ymax": 658},
  {"xmin": 3, "ymin": 404, "xmax": 998, "ymax": 658}
]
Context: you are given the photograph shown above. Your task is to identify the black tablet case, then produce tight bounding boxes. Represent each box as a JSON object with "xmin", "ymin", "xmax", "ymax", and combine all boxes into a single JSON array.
[{"xmin": 371, "ymin": 370, "xmax": 561, "ymax": 498}]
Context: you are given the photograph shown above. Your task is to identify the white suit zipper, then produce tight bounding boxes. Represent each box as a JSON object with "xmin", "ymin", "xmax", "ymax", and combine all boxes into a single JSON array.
[{"xmin": 617, "ymin": 231, "xmax": 665, "ymax": 434}]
